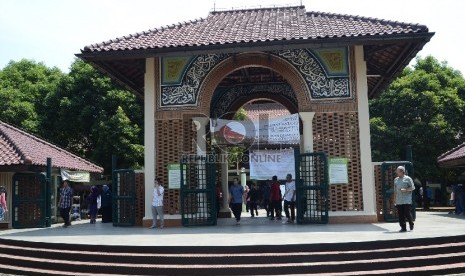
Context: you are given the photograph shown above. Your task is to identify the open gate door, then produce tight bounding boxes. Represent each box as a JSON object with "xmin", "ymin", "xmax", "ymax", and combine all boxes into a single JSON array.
[
  {"xmin": 12, "ymin": 173, "xmax": 47, "ymax": 229},
  {"xmin": 180, "ymin": 155, "xmax": 217, "ymax": 227},
  {"xmin": 295, "ymin": 151, "xmax": 329, "ymax": 224},
  {"xmin": 112, "ymin": 169, "xmax": 136, "ymax": 226},
  {"xmin": 381, "ymin": 161, "xmax": 416, "ymax": 222}
]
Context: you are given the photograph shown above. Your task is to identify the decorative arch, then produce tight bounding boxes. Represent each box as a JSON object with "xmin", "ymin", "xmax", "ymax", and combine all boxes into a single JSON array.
[
  {"xmin": 198, "ymin": 52, "xmax": 311, "ymax": 115},
  {"xmin": 210, "ymin": 83, "xmax": 298, "ymax": 119}
]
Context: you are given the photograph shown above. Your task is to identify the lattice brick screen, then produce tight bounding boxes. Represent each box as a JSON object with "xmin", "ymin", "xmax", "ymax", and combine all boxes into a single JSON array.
[
  {"xmin": 313, "ymin": 112, "xmax": 363, "ymax": 211},
  {"xmin": 155, "ymin": 116, "xmax": 196, "ymax": 215}
]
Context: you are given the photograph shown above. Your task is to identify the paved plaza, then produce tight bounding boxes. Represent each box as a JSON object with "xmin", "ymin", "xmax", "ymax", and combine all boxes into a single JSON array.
[{"xmin": 1, "ymin": 212, "xmax": 464, "ymax": 247}]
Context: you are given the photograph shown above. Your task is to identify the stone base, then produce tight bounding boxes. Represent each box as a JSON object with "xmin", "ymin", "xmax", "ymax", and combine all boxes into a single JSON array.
[
  {"xmin": 218, "ymin": 210, "xmax": 231, "ymax": 218},
  {"xmin": 328, "ymin": 215, "xmax": 378, "ymax": 224},
  {"xmin": 143, "ymin": 215, "xmax": 182, "ymax": 228}
]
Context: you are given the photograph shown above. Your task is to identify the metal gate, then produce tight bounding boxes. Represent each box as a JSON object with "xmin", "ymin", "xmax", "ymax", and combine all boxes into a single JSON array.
[
  {"xmin": 381, "ymin": 161, "xmax": 416, "ymax": 222},
  {"xmin": 295, "ymin": 151, "xmax": 329, "ymax": 224},
  {"xmin": 12, "ymin": 173, "xmax": 47, "ymax": 229},
  {"xmin": 180, "ymin": 155, "xmax": 217, "ymax": 227},
  {"xmin": 112, "ymin": 169, "xmax": 136, "ymax": 226}
]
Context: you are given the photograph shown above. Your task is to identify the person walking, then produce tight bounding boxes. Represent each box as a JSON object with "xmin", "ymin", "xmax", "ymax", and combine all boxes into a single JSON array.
[
  {"xmin": 247, "ymin": 183, "xmax": 259, "ymax": 218},
  {"xmin": 261, "ymin": 181, "xmax": 271, "ymax": 217},
  {"xmin": 394, "ymin": 166, "xmax": 415, "ymax": 232},
  {"xmin": 59, "ymin": 180, "xmax": 73, "ymax": 227},
  {"xmin": 283, "ymin": 173, "xmax": 296, "ymax": 223},
  {"xmin": 229, "ymin": 177, "xmax": 244, "ymax": 225},
  {"xmin": 149, "ymin": 178, "xmax": 164, "ymax": 229},
  {"xmin": 0, "ymin": 186, "xmax": 7, "ymax": 221},
  {"xmin": 100, "ymin": 185, "xmax": 112, "ymax": 223},
  {"xmin": 270, "ymin": 175, "xmax": 282, "ymax": 220}
]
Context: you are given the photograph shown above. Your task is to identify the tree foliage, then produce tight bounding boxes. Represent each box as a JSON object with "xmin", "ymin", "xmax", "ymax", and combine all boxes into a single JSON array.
[
  {"xmin": 370, "ymin": 56, "xmax": 465, "ymax": 181},
  {"xmin": 0, "ymin": 59, "xmax": 143, "ymax": 173}
]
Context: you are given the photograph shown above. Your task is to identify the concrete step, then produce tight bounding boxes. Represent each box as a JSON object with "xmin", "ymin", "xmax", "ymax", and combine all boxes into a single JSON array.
[{"xmin": 1, "ymin": 236, "xmax": 465, "ymax": 275}]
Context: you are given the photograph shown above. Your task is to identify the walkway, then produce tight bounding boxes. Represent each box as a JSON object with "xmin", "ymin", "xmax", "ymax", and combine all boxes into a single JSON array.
[{"xmin": 1, "ymin": 212, "xmax": 464, "ymax": 246}]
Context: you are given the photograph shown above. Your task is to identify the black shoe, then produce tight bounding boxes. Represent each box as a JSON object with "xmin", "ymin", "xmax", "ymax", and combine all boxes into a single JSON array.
[
  {"xmin": 399, "ymin": 229, "xmax": 407, "ymax": 233},
  {"xmin": 277, "ymin": 217, "xmax": 282, "ymax": 220},
  {"xmin": 410, "ymin": 224, "xmax": 414, "ymax": 230}
]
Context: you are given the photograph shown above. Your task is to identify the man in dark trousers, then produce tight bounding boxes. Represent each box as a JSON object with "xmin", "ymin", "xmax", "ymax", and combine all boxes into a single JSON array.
[
  {"xmin": 59, "ymin": 180, "xmax": 73, "ymax": 227},
  {"xmin": 394, "ymin": 166, "xmax": 415, "ymax": 232},
  {"xmin": 229, "ymin": 177, "xmax": 244, "ymax": 225}
]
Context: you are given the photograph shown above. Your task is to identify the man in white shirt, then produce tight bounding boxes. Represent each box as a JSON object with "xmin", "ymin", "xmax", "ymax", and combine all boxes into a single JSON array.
[
  {"xmin": 149, "ymin": 178, "xmax": 164, "ymax": 229},
  {"xmin": 283, "ymin": 173, "xmax": 296, "ymax": 223}
]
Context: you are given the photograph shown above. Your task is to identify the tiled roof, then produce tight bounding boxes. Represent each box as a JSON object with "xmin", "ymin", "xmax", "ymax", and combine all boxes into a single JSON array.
[
  {"xmin": 243, "ymin": 102, "xmax": 291, "ymax": 121},
  {"xmin": 438, "ymin": 142, "xmax": 465, "ymax": 167},
  {"xmin": 0, "ymin": 121, "xmax": 103, "ymax": 173},
  {"xmin": 83, "ymin": 6, "xmax": 429, "ymax": 53}
]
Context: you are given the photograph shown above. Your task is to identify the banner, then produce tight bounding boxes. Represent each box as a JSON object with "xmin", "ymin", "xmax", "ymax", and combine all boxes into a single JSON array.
[
  {"xmin": 250, "ymin": 148, "xmax": 295, "ymax": 180},
  {"xmin": 60, "ymin": 169, "xmax": 90, "ymax": 182},
  {"xmin": 329, "ymin": 158, "xmax": 349, "ymax": 184},
  {"xmin": 210, "ymin": 113, "xmax": 300, "ymax": 145}
]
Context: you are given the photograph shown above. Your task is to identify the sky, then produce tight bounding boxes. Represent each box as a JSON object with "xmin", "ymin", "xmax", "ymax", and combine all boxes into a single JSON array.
[{"xmin": 0, "ymin": 0, "xmax": 463, "ymax": 73}]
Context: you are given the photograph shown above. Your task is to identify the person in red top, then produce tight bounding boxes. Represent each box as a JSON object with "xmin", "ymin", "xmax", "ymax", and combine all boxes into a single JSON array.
[{"xmin": 269, "ymin": 175, "xmax": 282, "ymax": 220}]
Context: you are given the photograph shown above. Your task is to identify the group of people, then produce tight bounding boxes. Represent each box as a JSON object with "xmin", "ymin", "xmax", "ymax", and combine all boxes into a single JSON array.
[
  {"xmin": 58, "ymin": 180, "xmax": 112, "ymax": 227},
  {"xmin": 448, "ymin": 175, "xmax": 465, "ymax": 215},
  {"xmin": 229, "ymin": 173, "xmax": 296, "ymax": 225}
]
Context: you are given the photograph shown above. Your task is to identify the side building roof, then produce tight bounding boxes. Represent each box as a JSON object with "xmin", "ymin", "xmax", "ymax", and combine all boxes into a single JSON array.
[
  {"xmin": 0, "ymin": 121, "xmax": 103, "ymax": 173},
  {"xmin": 438, "ymin": 142, "xmax": 465, "ymax": 168}
]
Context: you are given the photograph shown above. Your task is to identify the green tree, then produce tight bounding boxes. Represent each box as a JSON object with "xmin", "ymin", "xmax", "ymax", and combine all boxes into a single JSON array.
[
  {"xmin": 370, "ymin": 56, "xmax": 465, "ymax": 181},
  {"xmin": 0, "ymin": 59, "xmax": 64, "ymax": 133},
  {"xmin": 42, "ymin": 59, "xmax": 144, "ymax": 172}
]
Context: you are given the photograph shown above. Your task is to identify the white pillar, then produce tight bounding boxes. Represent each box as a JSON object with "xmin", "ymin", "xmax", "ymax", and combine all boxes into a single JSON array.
[
  {"xmin": 143, "ymin": 57, "xmax": 156, "ymax": 222},
  {"xmin": 354, "ymin": 45, "xmax": 376, "ymax": 215},
  {"xmin": 240, "ymin": 167, "xmax": 247, "ymax": 212},
  {"xmin": 299, "ymin": 112, "xmax": 315, "ymax": 153}
]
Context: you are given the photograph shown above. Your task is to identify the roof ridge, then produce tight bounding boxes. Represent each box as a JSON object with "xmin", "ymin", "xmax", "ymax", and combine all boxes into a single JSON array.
[
  {"xmin": 307, "ymin": 10, "xmax": 428, "ymax": 30},
  {"xmin": 210, "ymin": 4, "xmax": 304, "ymax": 14},
  {"xmin": 438, "ymin": 141, "xmax": 465, "ymax": 160},
  {"xmin": 0, "ymin": 120, "xmax": 103, "ymax": 171}
]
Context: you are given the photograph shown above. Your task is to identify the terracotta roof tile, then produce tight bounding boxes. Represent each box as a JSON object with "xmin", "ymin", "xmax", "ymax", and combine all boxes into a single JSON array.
[
  {"xmin": 243, "ymin": 102, "xmax": 291, "ymax": 121},
  {"xmin": 82, "ymin": 6, "xmax": 429, "ymax": 53},
  {"xmin": 0, "ymin": 121, "xmax": 103, "ymax": 173}
]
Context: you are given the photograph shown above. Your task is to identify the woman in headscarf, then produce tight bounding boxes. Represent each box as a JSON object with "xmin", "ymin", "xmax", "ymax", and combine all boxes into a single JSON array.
[
  {"xmin": 0, "ymin": 186, "xmax": 7, "ymax": 221},
  {"xmin": 87, "ymin": 186, "xmax": 99, "ymax": 224},
  {"xmin": 100, "ymin": 185, "xmax": 112, "ymax": 223}
]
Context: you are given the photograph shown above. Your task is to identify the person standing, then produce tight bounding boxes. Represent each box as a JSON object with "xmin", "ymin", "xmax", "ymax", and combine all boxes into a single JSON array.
[
  {"xmin": 229, "ymin": 177, "xmax": 244, "ymax": 225},
  {"xmin": 0, "ymin": 186, "xmax": 7, "ymax": 221},
  {"xmin": 59, "ymin": 180, "xmax": 73, "ymax": 227},
  {"xmin": 394, "ymin": 166, "xmax": 415, "ymax": 232},
  {"xmin": 247, "ymin": 183, "xmax": 259, "ymax": 218},
  {"xmin": 150, "ymin": 178, "xmax": 164, "ymax": 229},
  {"xmin": 270, "ymin": 175, "xmax": 282, "ymax": 220},
  {"xmin": 100, "ymin": 185, "xmax": 112, "ymax": 223},
  {"xmin": 283, "ymin": 174, "xmax": 296, "ymax": 223},
  {"xmin": 87, "ymin": 186, "xmax": 99, "ymax": 224}
]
